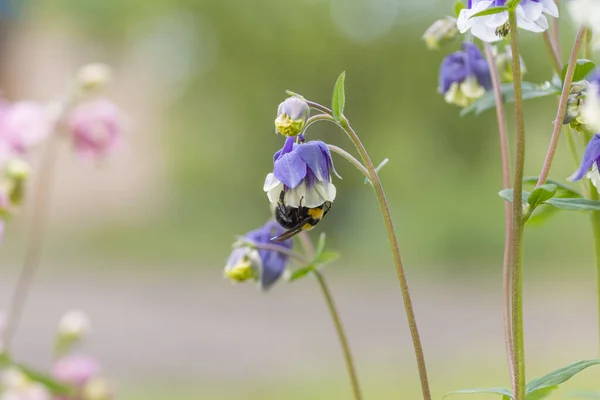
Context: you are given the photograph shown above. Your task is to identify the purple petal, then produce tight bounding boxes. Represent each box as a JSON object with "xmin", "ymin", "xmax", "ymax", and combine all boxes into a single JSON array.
[
  {"xmin": 569, "ymin": 134, "xmax": 600, "ymax": 181},
  {"xmin": 246, "ymin": 221, "xmax": 292, "ymax": 290},
  {"xmin": 295, "ymin": 141, "xmax": 330, "ymax": 182},
  {"xmin": 463, "ymin": 43, "xmax": 492, "ymax": 90},
  {"xmin": 439, "ymin": 52, "xmax": 468, "ymax": 94},
  {"xmin": 273, "ymin": 137, "xmax": 295, "ymax": 163},
  {"xmin": 316, "ymin": 141, "xmax": 341, "ymax": 179},
  {"xmin": 274, "ymin": 150, "xmax": 307, "ymax": 188}
]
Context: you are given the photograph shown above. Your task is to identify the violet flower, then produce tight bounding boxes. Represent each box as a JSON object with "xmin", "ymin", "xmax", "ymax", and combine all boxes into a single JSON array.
[
  {"xmin": 568, "ymin": 134, "xmax": 600, "ymax": 193},
  {"xmin": 264, "ymin": 137, "xmax": 338, "ymax": 209},
  {"xmin": 225, "ymin": 221, "xmax": 293, "ymax": 290},
  {"xmin": 439, "ymin": 43, "xmax": 492, "ymax": 107}
]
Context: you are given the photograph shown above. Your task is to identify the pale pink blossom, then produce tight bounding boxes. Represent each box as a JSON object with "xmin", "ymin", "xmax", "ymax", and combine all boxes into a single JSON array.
[{"xmin": 0, "ymin": 101, "xmax": 51, "ymax": 155}]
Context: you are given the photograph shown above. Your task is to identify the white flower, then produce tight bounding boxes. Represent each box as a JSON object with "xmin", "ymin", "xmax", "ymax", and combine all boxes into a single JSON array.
[
  {"xmin": 58, "ymin": 310, "xmax": 91, "ymax": 340},
  {"xmin": 263, "ymin": 172, "xmax": 336, "ymax": 209},
  {"xmin": 581, "ymin": 82, "xmax": 600, "ymax": 132},
  {"xmin": 568, "ymin": 0, "xmax": 600, "ymax": 28},
  {"xmin": 587, "ymin": 163, "xmax": 600, "ymax": 193},
  {"xmin": 457, "ymin": 0, "xmax": 559, "ymax": 42}
]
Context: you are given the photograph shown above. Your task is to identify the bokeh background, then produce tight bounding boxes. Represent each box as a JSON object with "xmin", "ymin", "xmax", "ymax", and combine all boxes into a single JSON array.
[{"xmin": 0, "ymin": 0, "xmax": 599, "ymax": 398}]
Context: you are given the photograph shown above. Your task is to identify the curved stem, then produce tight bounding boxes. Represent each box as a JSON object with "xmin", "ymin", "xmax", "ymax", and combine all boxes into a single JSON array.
[
  {"xmin": 2, "ymin": 138, "xmax": 60, "ymax": 347},
  {"xmin": 327, "ymin": 144, "xmax": 370, "ymax": 181},
  {"xmin": 314, "ymin": 270, "xmax": 363, "ymax": 400},
  {"xmin": 544, "ymin": 31, "xmax": 562, "ymax": 74},
  {"xmin": 484, "ymin": 42, "xmax": 515, "ymax": 392},
  {"xmin": 508, "ymin": 10, "xmax": 526, "ymax": 400},
  {"xmin": 537, "ymin": 27, "xmax": 588, "ymax": 187},
  {"xmin": 306, "ymin": 101, "xmax": 431, "ymax": 400},
  {"xmin": 551, "ymin": 0, "xmax": 560, "ymax": 56}
]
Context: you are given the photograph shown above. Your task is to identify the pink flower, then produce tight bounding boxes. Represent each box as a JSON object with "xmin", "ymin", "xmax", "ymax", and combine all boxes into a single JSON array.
[
  {"xmin": 0, "ymin": 101, "xmax": 51, "ymax": 155},
  {"xmin": 66, "ymin": 100, "xmax": 124, "ymax": 161},
  {"xmin": 52, "ymin": 355, "xmax": 102, "ymax": 387}
]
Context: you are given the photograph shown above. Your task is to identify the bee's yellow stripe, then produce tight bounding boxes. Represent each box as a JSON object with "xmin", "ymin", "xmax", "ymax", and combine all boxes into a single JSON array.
[{"xmin": 307, "ymin": 207, "xmax": 324, "ymax": 219}]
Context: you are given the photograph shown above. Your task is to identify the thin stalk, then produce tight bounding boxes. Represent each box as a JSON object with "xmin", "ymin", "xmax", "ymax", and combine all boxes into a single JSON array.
[
  {"xmin": 313, "ymin": 270, "xmax": 363, "ymax": 400},
  {"xmin": 543, "ymin": 31, "xmax": 562, "ymax": 74},
  {"xmin": 537, "ymin": 26, "xmax": 588, "ymax": 186},
  {"xmin": 552, "ymin": 0, "xmax": 560, "ymax": 56},
  {"xmin": 306, "ymin": 101, "xmax": 431, "ymax": 400},
  {"xmin": 484, "ymin": 42, "xmax": 515, "ymax": 392},
  {"xmin": 327, "ymin": 144, "xmax": 370, "ymax": 181},
  {"xmin": 2, "ymin": 138, "xmax": 60, "ymax": 347},
  {"xmin": 508, "ymin": 10, "xmax": 526, "ymax": 400},
  {"xmin": 583, "ymin": 28, "xmax": 592, "ymax": 60},
  {"xmin": 241, "ymin": 242, "xmax": 307, "ymax": 263}
]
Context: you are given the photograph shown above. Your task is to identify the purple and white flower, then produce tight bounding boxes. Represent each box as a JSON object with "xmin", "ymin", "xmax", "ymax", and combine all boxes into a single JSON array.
[
  {"xmin": 457, "ymin": 0, "xmax": 559, "ymax": 42},
  {"xmin": 274, "ymin": 97, "xmax": 309, "ymax": 137},
  {"xmin": 568, "ymin": 134, "xmax": 600, "ymax": 192},
  {"xmin": 225, "ymin": 221, "xmax": 293, "ymax": 290},
  {"xmin": 264, "ymin": 138, "xmax": 338, "ymax": 209},
  {"xmin": 439, "ymin": 43, "xmax": 492, "ymax": 107}
]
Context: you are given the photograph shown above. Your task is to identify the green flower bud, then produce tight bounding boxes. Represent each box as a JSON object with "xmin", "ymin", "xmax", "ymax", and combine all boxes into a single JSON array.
[
  {"xmin": 493, "ymin": 46, "xmax": 526, "ymax": 83},
  {"xmin": 224, "ymin": 247, "xmax": 259, "ymax": 283},
  {"xmin": 422, "ymin": 17, "xmax": 458, "ymax": 50},
  {"xmin": 77, "ymin": 63, "xmax": 113, "ymax": 93},
  {"xmin": 274, "ymin": 97, "xmax": 309, "ymax": 137}
]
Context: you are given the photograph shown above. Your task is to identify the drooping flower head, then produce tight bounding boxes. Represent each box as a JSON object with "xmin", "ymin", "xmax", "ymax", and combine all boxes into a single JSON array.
[
  {"xmin": 581, "ymin": 69, "xmax": 600, "ymax": 132},
  {"xmin": 52, "ymin": 355, "xmax": 111, "ymax": 400},
  {"xmin": 264, "ymin": 137, "xmax": 338, "ymax": 208},
  {"xmin": 0, "ymin": 101, "xmax": 51, "ymax": 155},
  {"xmin": 568, "ymin": 134, "xmax": 600, "ymax": 192},
  {"xmin": 224, "ymin": 221, "xmax": 293, "ymax": 290},
  {"xmin": 439, "ymin": 43, "xmax": 492, "ymax": 107},
  {"xmin": 274, "ymin": 97, "xmax": 309, "ymax": 137},
  {"xmin": 457, "ymin": 0, "xmax": 559, "ymax": 42},
  {"xmin": 66, "ymin": 99, "xmax": 125, "ymax": 161},
  {"xmin": 422, "ymin": 17, "xmax": 459, "ymax": 50}
]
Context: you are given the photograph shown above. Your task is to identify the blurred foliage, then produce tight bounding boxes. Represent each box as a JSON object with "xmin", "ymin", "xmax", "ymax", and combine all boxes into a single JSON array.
[{"xmin": 17, "ymin": 0, "xmax": 595, "ymax": 272}]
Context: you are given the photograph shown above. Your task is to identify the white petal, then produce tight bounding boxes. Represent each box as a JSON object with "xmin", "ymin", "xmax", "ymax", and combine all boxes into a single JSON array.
[
  {"xmin": 284, "ymin": 183, "xmax": 306, "ymax": 208},
  {"xmin": 314, "ymin": 181, "xmax": 337, "ymax": 203},
  {"xmin": 302, "ymin": 185, "xmax": 327, "ymax": 208},
  {"xmin": 587, "ymin": 164, "xmax": 600, "ymax": 194},
  {"xmin": 470, "ymin": 20, "xmax": 503, "ymax": 42},
  {"xmin": 263, "ymin": 173, "xmax": 280, "ymax": 192},
  {"xmin": 540, "ymin": 0, "xmax": 558, "ymax": 18},
  {"xmin": 267, "ymin": 184, "xmax": 283, "ymax": 204},
  {"xmin": 518, "ymin": 2, "xmax": 543, "ymax": 22},
  {"xmin": 582, "ymin": 87, "xmax": 600, "ymax": 132},
  {"xmin": 456, "ymin": 9, "xmax": 473, "ymax": 33}
]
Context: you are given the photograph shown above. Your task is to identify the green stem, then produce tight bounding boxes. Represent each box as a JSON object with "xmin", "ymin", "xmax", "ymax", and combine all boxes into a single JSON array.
[
  {"xmin": 537, "ymin": 27, "xmax": 588, "ymax": 187},
  {"xmin": 484, "ymin": 42, "xmax": 515, "ymax": 392},
  {"xmin": 327, "ymin": 144, "xmax": 370, "ymax": 181},
  {"xmin": 305, "ymin": 102, "xmax": 431, "ymax": 400},
  {"xmin": 508, "ymin": 10, "xmax": 526, "ymax": 400},
  {"xmin": 313, "ymin": 270, "xmax": 363, "ymax": 400}
]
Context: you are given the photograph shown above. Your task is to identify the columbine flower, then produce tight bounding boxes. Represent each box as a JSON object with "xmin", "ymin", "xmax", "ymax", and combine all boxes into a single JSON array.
[
  {"xmin": 457, "ymin": 0, "xmax": 559, "ymax": 42},
  {"xmin": 568, "ymin": 0, "xmax": 600, "ymax": 29},
  {"xmin": 0, "ymin": 101, "xmax": 51, "ymax": 155},
  {"xmin": 263, "ymin": 138, "xmax": 338, "ymax": 208},
  {"xmin": 66, "ymin": 99, "xmax": 124, "ymax": 161},
  {"xmin": 224, "ymin": 221, "xmax": 293, "ymax": 290},
  {"xmin": 422, "ymin": 17, "xmax": 458, "ymax": 50},
  {"xmin": 439, "ymin": 43, "xmax": 492, "ymax": 107},
  {"xmin": 274, "ymin": 97, "xmax": 309, "ymax": 137},
  {"xmin": 581, "ymin": 69, "xmax": 600, "ymax": 132},
  {"xmin": 568, "ymin": 134, "xmax": 600, "ymax": 191},
  {"xmin": 52, "ymin": 355, "xmax": 111, "ymax": 400}
]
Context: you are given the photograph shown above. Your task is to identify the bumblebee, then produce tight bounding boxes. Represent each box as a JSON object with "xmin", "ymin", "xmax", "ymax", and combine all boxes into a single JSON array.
[{"xmin": 271, "ymin": 190, "xmax": 332, "ymax": 242}]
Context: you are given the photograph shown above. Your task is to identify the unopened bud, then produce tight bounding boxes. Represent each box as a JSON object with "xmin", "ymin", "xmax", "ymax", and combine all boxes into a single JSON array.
[
  {"xmin": 493, "ymin": 46, "xmax": 526, "ymax": 83},
  {"xmin": 274, "ymin": 97, "xmax": 309, "ymax": 137},
  {"xmin": 422, "ymin": 17, "xmax": 458, "ymax": 50},
  {"xmin": 56, "ymin": 310, "xmax": 91, "ymax": 355},
  {"xmin": 5, "ymin": 159, "xmax": 30, "ymax": 182},
  {"xmin": 77, "ymin": 64, "xmax": 112, "ymax": 93}
]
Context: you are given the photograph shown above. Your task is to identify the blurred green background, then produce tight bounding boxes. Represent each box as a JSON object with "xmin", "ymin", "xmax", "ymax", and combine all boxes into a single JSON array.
[{"xmin": 0, "ymin": 0, "xmax": 599, "ymax": 399}]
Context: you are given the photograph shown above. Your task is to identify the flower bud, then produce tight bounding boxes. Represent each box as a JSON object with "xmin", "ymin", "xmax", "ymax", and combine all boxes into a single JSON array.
[
  {"xmin": 563, "ymin": 80, "xmax": 589, "ymax": 130},
  {"xmin": 274, "ymin": 97, "xmax": 309, "ymax": 137},
  {"xmin": 76, "ymin": 63, "xmax": 113, "ymax": 93},
  {"xmin": 82, "ymin": 377, "xmax": 112, "ymax": 400},
  {"xmin": 224, "ymin": 248, "xmax": 259, "ymax": 283},
  {"xmin": 56, "ymin": 310, "xmax": 91, "ymax": 355},
  {"xmin": 422, "ymin": 17, "xmax": 458, "ymax": 50},
  {"xmin": 492, "ymin": 46, "xmax": 526, "ymax": 83}
]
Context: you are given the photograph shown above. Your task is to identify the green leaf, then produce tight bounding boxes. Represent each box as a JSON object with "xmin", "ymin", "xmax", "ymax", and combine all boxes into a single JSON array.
[
  {"xmin": 461, "ymin": 82, "xmax": 559, "ymax": 116},
  {"xmin": 454, "ymin": 1, "xmax": 466, "ymax": 16},
  {"xmin": 444, "ymin": 387, "xmax": 513, "ymax": 399},
  {"xmin": 315, "ymin": 232, "xmax": 326, "ymax": 259},
  {"xmin": 289, "ymin": 264, "xmax": 316, "ymax": 282},
  {"xmin": 285, "ymin": 90, "xmax": 305, "ymax": 99},
  {"xmin": 561, "ymin": 59, "xmax": 596, "ymax": 83},
  {"xmin": 526, "ymin": 386, "xmax": 558, "ymax": 400},
  {"xmin": 525, "ymin": 204, "xmax": 562, "ymax": 226},
  {"xmin": 332, "ymin": 71, "xmax": 346, "ymax": 122},
  {"xmin": 469, "ymin": 6, "xmax": 508, "ymax": 18},
  {"xmin": 526, "ymin": 359, "xmax": 600, "ymax": 396},
  {"xmin": 523, "ymin": 177, "xmax": 583, "ymax": 198},
  {"xmin": 546, "ymin": 198, "xmax": 600, "ymax": 211},
  {"xmin": 499, "ymin": 189, "xmax": 531, "ymax": 203},
  {"xmin": 314, "ymin": 250, "xmax": 340, "ymax": 265},
  {"xmin": 527, "ymin": 184, "xmax": 557, "ymax": 209},
  {"xmin": 18, "ymin": 364, "xmax": 73, "ymax": 396}
]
